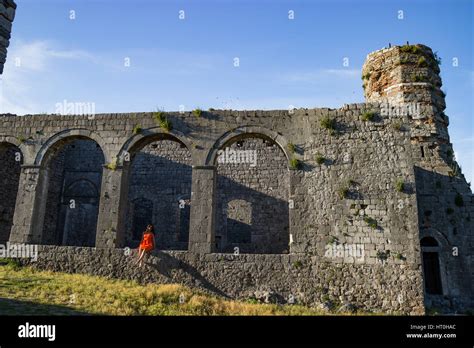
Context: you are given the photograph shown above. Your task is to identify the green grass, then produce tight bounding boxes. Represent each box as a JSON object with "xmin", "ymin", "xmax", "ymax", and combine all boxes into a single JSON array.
[
  {"xmin": 417, "ymin": 56, "xmax": 428, "ymax": 67},
  {"xmin": 289, "ymin": 158, "xmax": 301, "ymax": 170},
  {"xmin": 320, "ymin": 116, "xmax": 336, "ymax": 132},
  {"xmin": 361, "ymin": 111, "xmax": 376, "ymax": 122},
  {"xmin": 337, "ymin": 186, "xmax": 349, "ymax": 200},
  {"xmin": 0, "ymin": 264, "xmax": 361, "ymax": 316},
  {"xmin": 395, "ymin": 179, "xmax": 405, "ymax": 193},
  {"xmin": 132, "ymin": 124, "xmax": 142, "ymax": 135},
  {"xmin": 363, "ymin": 216, "xmax": 378, "ymax": 229},
  {"xmin": 153, "ymin": 112, "xmax": 173, "ymax": 132},
  {"xmin": 192, "ymin": 108, "xmax": 203, "ymax": 117},
  {"xmin": 315, "ymin": 153, "xmax": 325, "ymax": 165},
  {"xmin": 400, "ymin": 44, "xmax": 421, "ymax": 54},
  {"xmin": 287, "ymin": 142, "xmax": 296, "ymax": 154}
]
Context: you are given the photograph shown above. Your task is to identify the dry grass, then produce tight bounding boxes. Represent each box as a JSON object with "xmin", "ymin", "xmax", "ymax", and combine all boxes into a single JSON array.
[{"xmin": 0, "ymin": 262, "xmax": 349, "ymax": 316}]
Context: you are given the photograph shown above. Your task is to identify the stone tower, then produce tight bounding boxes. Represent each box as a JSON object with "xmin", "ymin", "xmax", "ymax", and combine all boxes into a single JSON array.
[
  {"xmin": 363, "ymin": 44, "xmax": 473, "ymax": 312},
  {"xmin": 0, "ymin": 0, "xmax": 16, "ymax": 74}
]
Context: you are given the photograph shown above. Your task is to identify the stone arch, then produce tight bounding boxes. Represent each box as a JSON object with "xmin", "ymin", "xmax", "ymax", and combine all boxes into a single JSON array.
[
  {"xmin": 206, "ymin": 126, "xmax": 291, "ymax": 166},
  {"xmin": 123, "ymin": 131, "xmax": 193, "ymax": 250},
  {"xmin": 118, "ymin": 128, "xmax": 194, "ymax": 166},
  {"xmin": 420, "ymin": 236, "xmax": 439, "ymax": 247},
  {"xmin": 213, "ymin": 130, "xmax": 290, "ymax": 254},
  {"xmin": 0, "ymin": 136, "xmax": 24, "ymax": 151},
  {"xmin": 419, "ymin": 230, "xmax": 447, "ymax": 298},
  {"xmin": 39, "ymin": 136, "xmax": 105, "ymax": 247},
  {"xmin": 0, "ymin": 141, "xmax": 23, "ymax": 243},
  {"xmin": 35, "ymin": 129, "xmax": 109, "ymax": 167},
  {"xmin": 420, "ymin": 228, "xmax": 450, "ymax": 247}
]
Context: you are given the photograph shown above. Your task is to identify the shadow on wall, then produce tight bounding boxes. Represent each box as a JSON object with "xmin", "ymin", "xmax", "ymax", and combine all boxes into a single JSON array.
[
  {"xmin": 124, "ymin": 135, "xmax": 290, "ymax": 255},
  {"xmin": 414, "ymin": 166, "xmax": 473, "ymax": 312},
  {"xmin": 124, "ymin": 150, "xmax": 290, "ymax": 254},
  {"xmin": 147, "ymin": 250, "xmax": 230, "ymax": 298},
  {"xmin": 0, "ymin": 143, "xmax": 21, "ymax": 244},
  {"xmin": 125, "ymin": 149, "xmax": 192, "ymax": 251},
  {"xmin": 215, "ymin": 137, "xmax": 290, "ymax": 254},
  {"xmin": 41, "ymin": 139, "xmax": 105, "ymax": 247},
  {"xmin": 215, "ymin": 175, "xmax": 290, "ymax": 254}
]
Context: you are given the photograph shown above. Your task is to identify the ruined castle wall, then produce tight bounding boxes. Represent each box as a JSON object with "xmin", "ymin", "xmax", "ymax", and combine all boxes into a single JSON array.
[
  {"xmin": 216, "ymin": 138, "xmax": 289, "ymax": 254},
  {"xmin": 125, "ymin": 139, "xmax": 192, "ymax": 250},
  {"xmin": 0, "ymin": 143, "xmax": 20, "ymax": 243},
  {"xmin": 41, "ymin": 139, "xmax": 104, "ymax": 246},
  {"xmin": 363, "ymin": 44, "xmax": 473, "ymax": 312},
  {"xmin": 0, "ymin": 0, "xmax": 16, "ymax": 74},
  {"xmin": 23, "ymin": 245, "xmax": 425, "ymax": 314},
  {"xmin": 0, "ymin": 102, "xmax": 429, "ymax": 313},
  {"xmin": 0, "ymin": 41, "xmax": 471, "ymax": 314}
]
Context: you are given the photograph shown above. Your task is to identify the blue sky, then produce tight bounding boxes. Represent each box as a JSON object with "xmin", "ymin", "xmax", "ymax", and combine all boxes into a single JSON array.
[{"xmin": 0, "ymin": 0, "xmax": 472, "ymax": 183}]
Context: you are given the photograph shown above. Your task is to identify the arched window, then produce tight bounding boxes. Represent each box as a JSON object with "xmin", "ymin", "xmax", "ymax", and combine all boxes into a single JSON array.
[
  {"xmin": 420, "ymin": 236, "xmax": 439, "ymax": 247},
  {"xmin": 41, "ymin": 138, "xmax": 105, "ymax": 247},
  {"xmin": 421, "ymin": 236, "xmax": 443, "ymax": 295},
  {"xmin": 0, "ymin": 143, "xmax": 22, "ymax": 244},
  {"xmin": 125, "ymin": 136, "xmax": 192, "ymax": 250},
  {"xmin": 215, "ymin": 135, "xmax": 289, "ymax": 254}
]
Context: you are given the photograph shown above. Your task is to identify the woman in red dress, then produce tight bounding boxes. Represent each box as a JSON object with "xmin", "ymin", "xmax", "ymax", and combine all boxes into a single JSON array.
[{"xmin": 135, "ymin": 224, "xmax": 155, "ymax": 267}]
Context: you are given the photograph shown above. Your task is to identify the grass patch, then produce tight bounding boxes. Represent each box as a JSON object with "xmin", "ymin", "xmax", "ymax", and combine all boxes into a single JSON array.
[
  {"xmin": 287, "ymin": 142, "xmax": 296, "ymax": 154},
  {"xmin": 289, "ymin": 158, "xmax": 301, "ymax": 170},
  {"xmin": 105, "ymin": 158, "xmax": 118, "ymax": 171},
  {"xmin": 0, "ymin": 264, "xmax": 350, "ymax": 316},
  {"xmin": 292, "ymin": 261, "xmax": 303, "ymax": 269},
  {"xmin": 132, "ymin": 124, "xmax": 142, "ymax": 135},
  {"xmin": 400, "ymin": 44, "xmax": 421, "ymax": 54},
  {"xmin": 153, "ymin": 112, "xmax": 173, "ymax": 132},
  {"xmin": 320, "ymin": 116, "xmax": 336, "ymax": 133},
  {"xmin": 363, "ymin": 216, "xmax": 378, "ymax": 229},
  {"xmin": 361, "ymin": 111, "xmax": 376, "ymax": 122},
  {"xmin": 337, "ymin": 186, "xmax": 349, "ymax": 200},
  {"xmin": 376, "ymin": 250, "xmax": 390, "ymax": 261},
  {"xmin": 395, "ymin": 179, "xmax": 405, "ymax": 193},
  {"xmin": 411, "ymin": 74, "xmax": 428, "ymax": 83},
  {"xmin": 392, "ymin": 121, "xmax": 403, "ymax": 131},
  {"xmin": 16, "ymin": 136, "xmax": 26, "ymax": 143},
  {"xmin": 315, "ymin": 153, "xmax": 325, "ymax": 165},
  {"xmin": 394, "ymin": 253, "xmax": 406, "ymax": 261},
  {"xmin": 417, "ymin": 56, "xmax": 428, "ymax": 67},
  {"xmin": 193, "ymin": 108, "xmax": 203, "ymax": 117}
]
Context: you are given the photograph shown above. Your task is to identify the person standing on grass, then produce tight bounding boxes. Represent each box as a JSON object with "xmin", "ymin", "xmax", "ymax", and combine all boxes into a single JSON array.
[{"xmin": 135, "ymin": 224, "xmax": 155, "ymax": 267}]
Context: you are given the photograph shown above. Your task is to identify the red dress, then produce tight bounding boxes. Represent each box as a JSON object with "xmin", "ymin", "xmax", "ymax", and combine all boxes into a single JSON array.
[{"xmin": 139, "ymin": 232, "xmax": 155, "ymax": 252}]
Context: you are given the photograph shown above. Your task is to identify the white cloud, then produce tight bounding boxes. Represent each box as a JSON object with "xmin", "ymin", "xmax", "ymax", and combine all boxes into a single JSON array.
[{"xmin": 0, "ymin": 40, "xmax": 96, "ymax": 115}]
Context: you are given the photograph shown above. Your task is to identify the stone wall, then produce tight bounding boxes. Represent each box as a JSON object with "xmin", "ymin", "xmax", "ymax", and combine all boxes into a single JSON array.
[
  {"xmin": 41, "ymin": 139, "xmax": 104, "ymax": 247},
  {"xmin": 0, "ymin": 0, "xmax": 15, "ymax": 74},
  {"xmin": 0, "ymin": 43, "xmax": 472, "ymax": 314},
  {"xmin": 216, "ymin": 137, "xmax": 289, "ymax": 253},
  {"xmin": 0, "ymin": 142, "xmax": 20, "ymax": 243},
  {"xmin": 363, "ymin": 44, "xmax": 473, "ymax": 312},
  {"xmin": 125, "ymin": 139, "xmax": 192, "ymax": 250},
  {"xmin": 22, "ymin": 245, "xmax": 425, "ymax": 315}
]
